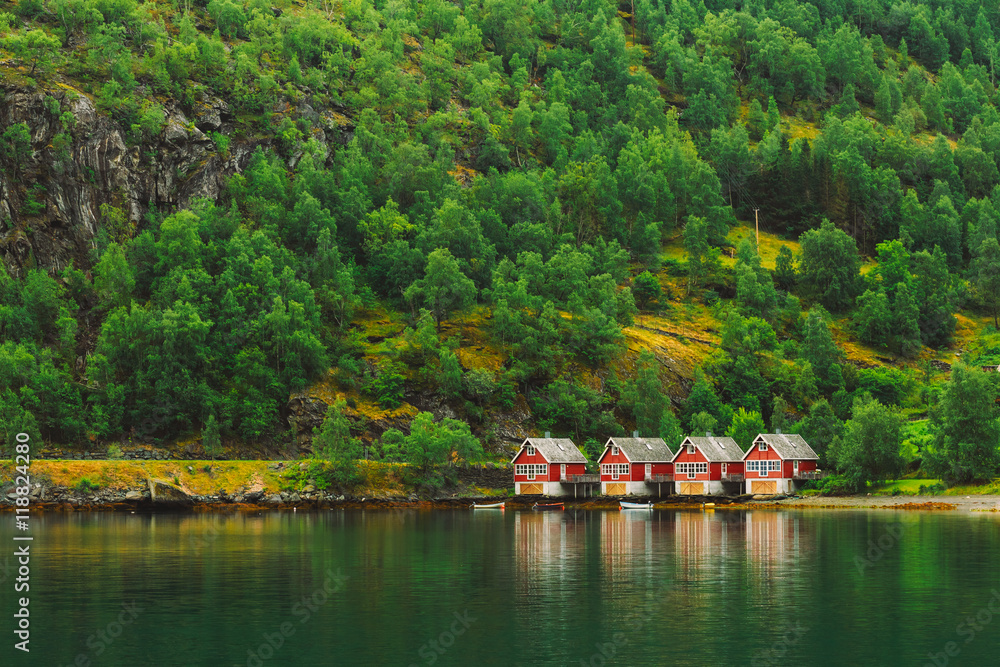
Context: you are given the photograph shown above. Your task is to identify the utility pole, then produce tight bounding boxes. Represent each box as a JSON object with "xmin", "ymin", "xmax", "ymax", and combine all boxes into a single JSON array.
[{"xmin": 754, "ymin": 208, "xmax": 760, "ymax": 251}]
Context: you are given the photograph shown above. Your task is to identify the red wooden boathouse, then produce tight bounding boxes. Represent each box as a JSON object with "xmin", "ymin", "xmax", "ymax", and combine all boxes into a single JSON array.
[
  {"xmin": 597, "ymin": 435, "xmax": 674, "ymax": 496},
  {"xmin": 671, "ymin": 434, "xmax": 745, "ymax": 495},
  {"xmin": 742, "ymin": 432, "xmax": 820, "ymax": 494},
  {"xmin": 511, "ymin": 436, "xmax": 597, "ymax": 496}
]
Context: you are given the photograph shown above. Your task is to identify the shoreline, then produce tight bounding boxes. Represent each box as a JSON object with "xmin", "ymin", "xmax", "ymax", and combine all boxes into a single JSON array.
[
  {"xmin": 5, "ymin": 460, "xmax": 1000, "ymax": 513},
  {"xmin": 4, "ymin": 493, "xmax": 999, "ymax": 512}
]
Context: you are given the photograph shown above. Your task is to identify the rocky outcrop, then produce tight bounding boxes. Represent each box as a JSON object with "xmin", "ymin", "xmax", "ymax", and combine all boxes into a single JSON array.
[
  {"xmin": 0, "ymin": 83, "xmax": 253, "ymax": 277},
  {"xmin": 454, "ymin": 464, "xmax": 513, "ymax": 489}
]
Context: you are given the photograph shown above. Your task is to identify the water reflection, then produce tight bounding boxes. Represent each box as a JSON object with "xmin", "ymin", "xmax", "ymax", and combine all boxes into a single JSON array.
[{"xmin": 4, "ymin": 509, "xmax": 1000, "ymax": 666}]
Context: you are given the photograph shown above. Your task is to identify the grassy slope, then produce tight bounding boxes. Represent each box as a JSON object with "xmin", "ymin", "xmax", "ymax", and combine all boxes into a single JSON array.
[{"xmin": 0, "ymin": 459, "xmax": 476, "ymax": 497}]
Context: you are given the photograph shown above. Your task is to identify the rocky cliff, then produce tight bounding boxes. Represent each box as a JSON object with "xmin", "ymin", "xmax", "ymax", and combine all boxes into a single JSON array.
[{"xmin": 1, "ymin": 82, "xmax": 261, "ymax": 276}]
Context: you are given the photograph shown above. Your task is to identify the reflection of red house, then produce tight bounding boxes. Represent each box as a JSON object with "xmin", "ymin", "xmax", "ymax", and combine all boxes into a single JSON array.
[
  {"xmin": 742, "ymin": 433, "xmax": 819, "ymax": 495},
  {"xmin": 597, "ymin": 436, "xmax": 674, "ymax": 496},
  {"xmin": 671, "ymin": 435, "xmax": 745, "ymax": 495},
  {"xmin": 511, "ymin": 437, "xmax": 593, "ymax": 496}
]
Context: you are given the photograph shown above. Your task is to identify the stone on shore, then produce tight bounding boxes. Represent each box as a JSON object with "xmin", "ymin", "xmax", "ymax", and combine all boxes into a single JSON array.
[{"xmin": 148, "ymin": 479, "xmax": 193, "ymax": 507}]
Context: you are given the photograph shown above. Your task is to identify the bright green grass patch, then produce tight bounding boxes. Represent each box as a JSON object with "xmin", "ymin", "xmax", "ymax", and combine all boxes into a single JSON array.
[
  {"xmin": 873, "ymin": 479, "xmax": 944, "ymax": 496},
  {"xmin": 943, "ymin": 480, "xmax": 1000, "ymax": 496}
]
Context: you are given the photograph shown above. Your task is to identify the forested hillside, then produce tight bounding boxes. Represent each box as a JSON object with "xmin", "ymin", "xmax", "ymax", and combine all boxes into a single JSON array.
[{"xmin": 4, "ymin": 0, "xmax": 1000, "ymax": 486}]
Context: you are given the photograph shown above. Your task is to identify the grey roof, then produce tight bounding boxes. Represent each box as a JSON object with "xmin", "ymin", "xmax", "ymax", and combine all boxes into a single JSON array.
[
  {"xmin": 511, "ymin": 437, "xmax": 588, "ymax": 464},
  {"xmin": 674, "ymin": 436, "xmax": 743, "ymax": 462},
  {"xmin": 602, "ymin": 437, "xmax": 675, "ymax": 463},
  {"xmin": 747, "ymin": 433, "xmax": 819, "ymax": 460}
]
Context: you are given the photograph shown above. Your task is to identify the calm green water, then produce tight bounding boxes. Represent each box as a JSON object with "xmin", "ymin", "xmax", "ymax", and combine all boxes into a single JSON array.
[{"xmin": 2, "ymin": 509, "xmax": 999, "ymax": 666}]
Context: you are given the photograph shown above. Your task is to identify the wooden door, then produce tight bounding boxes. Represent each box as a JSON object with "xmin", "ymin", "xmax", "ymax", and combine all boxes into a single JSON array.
[
  {"xmin": 520, "ymin": 483, "xmax": 543, "ymax": 495},
  {"xmin": 752, "ymin": 480, "xmax": 777, "ymax": 494},
  {"xmin": 679, "ymin": 482, "xmax": 702, "ymax": 495},
  {"xmin": 606, "ymin": 483, "xmax": 626, "ymax": 495}
]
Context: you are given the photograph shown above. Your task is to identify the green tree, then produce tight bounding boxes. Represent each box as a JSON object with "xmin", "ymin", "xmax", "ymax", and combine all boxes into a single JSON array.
[
  {"xmin": 405, "ymin": 249, "xmax": 477, "ymax": 331},
  {"xmin": 312, "ymin": 400, "xmax": 363, "ymax": 488},
  {"xmin": 854, "ymin": 288, "xmax": 893, "ymax": 348},
  {"xmin": 659, "ymin": 409, "xmax": 683, "ymax": 449},
  {"xmin": 798, "ymin": 219, "xmax": 861, "ymax": 311},
  {"xmin": 683, "ymin": 367, "xmax": 724, "ymax": 431},
  {"xmin": 972, "ymin": 238, "xmax": 1000, "ymax": 328},
  {"xmin": 774, "ymin": 245, "xmax": 796, "ymax": 292},
  {"xmin": 620, "ymin": 349, "xmax": 670, "ymax": 437},
  {"xmin": 202, "ymin": 413, "xmax": 222, "ymax": 460},
  {"xmin": 398, "ymin": 411, "xmax": 483, "ymax": 489},
  {"xmin": 828, "ymin": 395, "xmax": 904, "ymax": 490},
  {"xmin": 5, "ymin": 29, "xmax": 61, "ymax": 77},
  {"xmin": 726, "ymin": 407, "xmax": 766, "ymax": 452},
  {"xmin": 924, "ymin": 364, "xmax": 1000, "ymax": 484},
  {"xmin": 799, "ymin": 308, "xmax": 843, "ymax": 395},
  {"xmin": 690, "ymin": 411, "xmax": 718, "ymax": 436},
  {"xmin": 93, "ymin": 242, "xmax": 135, "ymax": 309},
  {"xmin": 632, "ymin": 271, "xmax": 662, "ymax": 311},
  {"xmin": 770, "ymin": 395, "xmax": 790, "ymax": 433},
  {"xmin": 439, "ymin": 348, "xmax": 463, "ymax": 400},
  {"xmin": 368, "ymin": 361, "xmax": 406, "ymax": 409},
  {"xmin": 683, "ymin": 216, "xmax": 719, "ymax": 295},
  {"xmin": 734, "ymin": 238, "xmax": 777, "ymax": 319},
  {"xmin": 798, "ymin": 399, "xmax": 843, "ymax": 467},
  {"xmin": 0, "ymin": 123, "xmax": 31, "ymax": 177}
]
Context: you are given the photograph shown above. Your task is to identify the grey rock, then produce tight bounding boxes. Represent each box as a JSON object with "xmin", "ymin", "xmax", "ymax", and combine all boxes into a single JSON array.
[
  {"xmin": 164, "ymin": 121, "xmax": 188, "ymax": 144},
  {"xmin": 147, "ymin": 478, "xmax": 193, "ymax": 506}
]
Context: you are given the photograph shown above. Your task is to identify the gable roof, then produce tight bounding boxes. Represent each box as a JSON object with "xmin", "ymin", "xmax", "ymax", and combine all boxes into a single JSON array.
[
  {"xmin": 746, "ymin": 433, "xmax": 819, "ymax": 461},
  {"xmin": 674, "ymin": 436, "xmax": 742, "ymax": 462},
  {"xmin": 511, "ymin": 437, "xmax": 588, "ymax": 464},
  {"xmin": 600, "ymin": 437, "xmax": 675, "ymax": 463}
]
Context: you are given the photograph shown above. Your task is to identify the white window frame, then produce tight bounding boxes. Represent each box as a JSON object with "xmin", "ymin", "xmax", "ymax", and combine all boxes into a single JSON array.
[
  {"xmin": 526, "ymin": 445, "xmax": 535, "ymax": 456},
  {"xmin": 517, "ymin": 463, "xmax": 546, "ymax": 479},
  {"xmin": 687, "ymin": 444, "xmax": 694, "ymax": 454},
  {"xmin": 602, "ymin": 463, "xmax": 628, "ymax": 478},
  {"xmin": 676, "ymin": 462, "xmax": 706, "ymax": 479},
  {"xmin": 612, "ymin": 445, "xmax": 618, "ymax": 455},
  {"xmin": 758, "ymin": 442, "xmax": 768, "ymax": 451}
]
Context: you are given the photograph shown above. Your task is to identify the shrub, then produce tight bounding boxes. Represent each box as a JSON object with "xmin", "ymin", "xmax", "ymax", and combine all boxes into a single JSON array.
[
  {"xmin": 20, "ymin": 184, "xmax": 46, "ymax": 216},
  {"xmin": 75, "ymin": 477, "xmax": 99, "ymax": 492},
  {"xmin": 368, "ymin": 361, "xmax": 406, "ymax": 409},
  {"xmin": 812, "ymin": 474, "xmax": 859, "ymax": 496},
  {"xmin": 210, "ymin": 131, "xmax": 230, "ymax": 157}
]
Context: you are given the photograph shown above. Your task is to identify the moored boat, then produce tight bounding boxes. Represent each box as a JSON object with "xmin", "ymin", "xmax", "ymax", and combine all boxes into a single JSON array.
[
  {"xmin": 620, "ymin": 501, "xmax": 653, "ymax": 510},
  {"xmin": 471, "ymin": 502, "xmax": 505, "ymax": 509},
  {"xmin": 532, "ymin": 502, "xmax": 564, "ymax": 510}
]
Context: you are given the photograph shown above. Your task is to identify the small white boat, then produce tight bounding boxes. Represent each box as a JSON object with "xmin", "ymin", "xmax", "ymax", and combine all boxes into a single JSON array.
[
  {"xmin": 620, "ymin": 501, "xmax": 653, "ymax": 510},
  {"xmin": 471, "ymin": 502, "xmax": 505, "ymax": 509}
]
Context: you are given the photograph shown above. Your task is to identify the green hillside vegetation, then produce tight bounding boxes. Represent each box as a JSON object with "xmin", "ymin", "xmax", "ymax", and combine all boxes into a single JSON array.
[{"xmin": 4, "ymin": 0, "xmax": 1000, "ymax": 490}]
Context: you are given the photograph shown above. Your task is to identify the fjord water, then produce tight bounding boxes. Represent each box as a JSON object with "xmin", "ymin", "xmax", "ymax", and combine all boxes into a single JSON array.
[{"xmin": 3, "ymin": 510, "xmax": 1000, "ymax": 666}]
